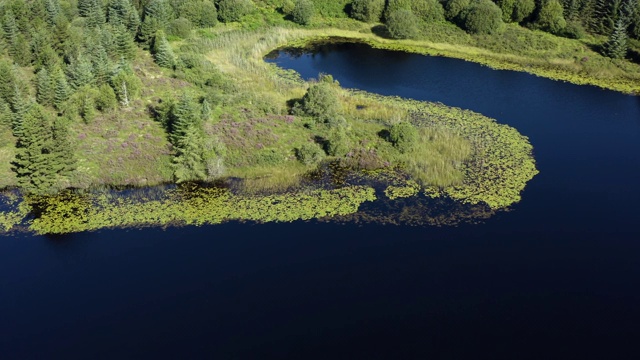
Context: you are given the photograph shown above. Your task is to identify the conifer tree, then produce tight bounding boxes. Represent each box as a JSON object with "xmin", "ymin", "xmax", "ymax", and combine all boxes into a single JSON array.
[
  {"xmin": 53, "ymin": 67, "xmax": 70, "ymax": 109},
  {"xmin": 170, "ymin": 92, "xmax": 199, "ymax": 143},
  {"xmin": 36, "ymin": 68, "xmax": 54, "ymax": 107},
  {"xmin": 44, "ymin": 0, "xmax": 61, "ymax": 25},
  {"xmin": 603, "ymin": 18, "xmax": 629, "ymax": 58},
  {"xmin": 115, "ymin": 24, "xmax": 137, "ymax": 60},
  {"xmin": 92, "ymin": 45, "xmax": 113, "ymax": 85},
  {"xmin": 153, "ymin": 30, "xmax": 175, "ymax": 68},
  {"xmin": 13, "ymin": 104, "xmax": 74, "ymax": 194},
  {"xmin": 201, "ymin": 98, "xmax": 212, "ymax": 122},
  {"xmin": 67, "ymin": 53, "xmax": 95, "ymax": 89},
  {"xmin": 10, "ymin": 85, "xmax": 28, "ymax": 138},
  {"xmin": 173, "ymin": 124, "xmax": 207, "ymax": 183},
  {"xmin": 51, "ymin": 116, "xmax": 75, "ymax": 177},
  {"xmin": 0, "ymin": 100, "xmax": 12, "ymax": 129}
]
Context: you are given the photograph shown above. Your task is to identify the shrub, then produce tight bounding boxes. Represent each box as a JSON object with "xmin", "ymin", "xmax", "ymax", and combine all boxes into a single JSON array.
[
  {"xmin": 95, "ymin": 84, "xmax": 118, "ymax": 112},
  {"xmin": 535, "ymin": 0, "xmax": 566, "ymax": 35},
  {"xmin": 282, "ymin": 0, "xmax": 296, "ymax": 15},
  {"xmin": 460, "ymin": 0, "xmax": 503, "ymax": 34},
  {"xmin": 512, "ymin": 0, "xmax": 535, "ymax": 23},
  {"xmin": 562, "ymin": 20, "xmax": 586, "ymax": 39},
  {"xmin": 300, "ymin": 78, "xmax": 341, "ymax": 122},
  {"xmin": 350, "ymin": 0, "xmax": 385, "ymax": 23},
  {"xmin": 168, "ymin": 18, "xmax": 193, "ymax": 38},
  {"xmin": 386, "ymin": 9, "xmax": 420, "ymax": 39},
  {"xmin": 296, "ymin": 142, "xmax": 325, "ymax": 165},
  {"xmin": 291, "ymin": 0, "xmax": 315, "ymax": 25},
  {"xmin": 216, "ymin": 0, "xmax": 254, "ymax": 23},
  {"xmin": 443, "ymin": 0, "xmax": 470, "ymax": 21},
  {"xmin": 389, "ymin": 122, "xmax": 418, "ymax": 153},
  {"xmin": 494, "ymin": 0, "xmax": 515, "ymax": 22},
  {"xmin": 411, "ymin": 0, "xmax": 445, "ymax": 23},
  {"xmin": 179, "ymin": 0, "xmax": 218, "ymax": 28},
  {"xmin": 325, "ymin": 128, "xmax": 350, "ymax": 156}
]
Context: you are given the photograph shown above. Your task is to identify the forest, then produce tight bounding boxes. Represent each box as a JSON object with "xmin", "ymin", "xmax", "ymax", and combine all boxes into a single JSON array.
[{"xmin": 0, "ymin": 0, "xmax": 637, "ymax": 213}]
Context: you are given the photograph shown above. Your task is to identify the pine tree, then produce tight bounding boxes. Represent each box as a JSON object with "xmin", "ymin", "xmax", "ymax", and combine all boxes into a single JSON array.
[
  {"xmin": 201, "ymin": 98, "xmax": 212, "ymax": 122},
  {"xmin": 53, "ymin": 67, "xmax": 70, "ymax": 109},
  {"xmin": 50, "ymin": 116, "xmax": 75, "ymax": 178},
  {"xmin": 2, "ymin": 10, "xmax": 19, "ymax": 44},
  {"xmin": 153, "ymin": 30, "xmax": 175, "ymax": 68},
  {"xmin": 173, "ymin": 124, "xmax": 206, "ymax": 183},
  {"xmin": 67, "ymin": 53, "xmax": 95, "ymax": 89},
  {"xmin": 170, "ymin": 92, "xmax": 199, "ymax": 144},
  {"xmin": 114, "ymin": 24, "xmax": 137, "ymax": 60},
  {"xmin": 36, "ymin": 68, "xmax": 54, "ymax": 107},
  {"xmin": 0, "ymin": 99, "xmax": 12, "ymax": 129},
  {"xmin": 44, "ymin": 0, "xmax": 61, "ymax": 25},
  {"xmin": 603, "ymin": 18, "xmax": 629, "ymax": 58},
  {"xmin": 10, "ymin": 85, "xmax": 28, "ymax": 138},
  {"xmin": 92, "ymin": 45, "xmax": 113, "ymax": 85},
  {"xmin": 13, "ymin": 104, "xmax": 73, "ymax": 194}
]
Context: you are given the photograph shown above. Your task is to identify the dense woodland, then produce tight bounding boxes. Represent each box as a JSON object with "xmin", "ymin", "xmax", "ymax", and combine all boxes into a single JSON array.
[{"xmin": 0, "ymin": 0, "xmax": 638, "ymax": 196}]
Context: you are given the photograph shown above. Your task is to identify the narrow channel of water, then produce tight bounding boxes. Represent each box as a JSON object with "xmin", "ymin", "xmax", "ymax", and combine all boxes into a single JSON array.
[{"xmin": 1, "ymin": 42, "xmax": 639, "ymax": 359}]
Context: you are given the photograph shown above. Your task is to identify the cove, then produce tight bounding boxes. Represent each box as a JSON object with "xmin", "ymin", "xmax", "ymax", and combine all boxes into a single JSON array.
[{"xmin": 1, "ymin": 41, "xmax": 640, "ymax": 359}]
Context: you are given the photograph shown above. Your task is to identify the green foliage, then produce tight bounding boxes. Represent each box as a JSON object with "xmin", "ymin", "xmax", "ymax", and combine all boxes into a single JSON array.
[
  {"xmin": 28, "ymin": 186, "xmax": 377, "ymax": 234},
  {"xmin": 411, "ymin": 0, "xmax": 446, "ymax": 22},
  {"xmin": 169, "ymin": 18, "xmax": 194, "ymax": 38},
  {"xmin": 296, "ymin": 142, "xmax": 325, "ymax": 165},
  {"xmin": 52, "ymin": 67, "xmax": 71, "ymax": 110},
  {"xmin": 153, "ymin": 30, "xmax": 176, "ymax": 68},
  {"xmin": 512, "ymin": 0, "xmax": 535, "ymax": 23},
  {"xmin": 460, "ymin": 0, "xmax": 503, "ymax": 34},
  {"xmin": 12, "ymin": 105, "xmax": 75, "ymax": 195},
  {"xmin": 95, "ymin": 84, "xmax": 118, "ymax": 111},
  {"xmin": 325, "ymin": 128, "xmax": 350, "ymax": 156},
  {"xmin": 350, "ymin": 0, "xmax": 385, "ymax": 22},
  {"xmin": 291, "ymin": 0, "xmax": 315, "ymax": 25},
  {"xmin": 173, "ymin": 125, "xmax": 207, "ymax": 182},
  {"xmin": 110, "ymin": 65, "xmax": 142, "ymax": 106},
  {"xmin": 299, "ymin": 77, "xmax": 342, "ymax": 122},
  {"xmin": 444, "ymin": 0, "xmax": 471, "ymax": 20},
  {"xmin": 386, "ymin": 9, "xmax": 420, "ymax": 39},
  {"xmin": 602, "ymin": 19, "xmax": 629, "ymax": 59},
  {"xmin": 536, "ymin": 0, "xmax": 566, "ymax": 34},
  {"xmin": 176, "ymin": 0, "xmax": 218, "ymax": 28},
  {"xmin": 217, "ymin": 0, "xmax": 255, "ymax": 22},
  {"xmin": 36, "ymin": 69, "xmax": 54, "ymax": 107},
  {"xmin": 389, "ymin": 121, "xmax": 418, "ymax": 153},
  {"xmin": 67, "ymin": 53, "xmax": 95, "ymax": 90}
]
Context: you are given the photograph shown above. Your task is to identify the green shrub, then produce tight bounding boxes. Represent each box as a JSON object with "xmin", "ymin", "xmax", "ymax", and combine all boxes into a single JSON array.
[
  {"xmin": 444, "ymin": 0, "xmax": 470, "ymax": 21},
  {"xmin": 95, "ymin": 84, "xmax": 118, "ymax": 112},
  {"xmin": 511, "ymin": 0, "xmax": 535, "ymax": 23},
  {"xmin": 562, "ymin": 20, "xmax": 586, "ymax": 39},
  {"xmin": 179, "ymin": 0, "xmax": 218, "ymax": 28},
  {"xmin": 411, "ymin": 0, "xmax": 445, "ymax": 23},
  {"xmin": 460, "ymin": 0, "xmax": 503, "ymax": 34},
  {"xmin": 282, "ymin": 0, "xmax": 296, "ymax": 14},
  {"xmin": 535, "ymin": 0, "xmax": 565, "ymax": 35},
  {"xmin": 300, "ymin": 78, "xmax": 342, "ymax": 122},
  {"xmin": 168, "ymin": 18, "xmax": 193, "ymax": 38},
  {"xmin": 217, "ymin": 0, "xmax": 254, "ymax": 23},
  {"xmin": 291, "ymin": 0, "xmax": 315, "ymax": 25},
  {"xmin": 389, "ymin": 122, "xmax": 418, "ymax": 153},
  {"xmin": 386, "ymin": 9, "xmax": 420, "ymax": 39},
  {"xmin": 350, "ymin": 0, "xmax": 385, "ymax": 23},
  {"xmin": 494, "ymin": 0, "xmax": 515, "ymax": 22},
  {"xmin": 296, "ymin": 142, "xmax": 325, "ymax": 165},
  {"xmin": 325, "ymin": 128, "xmax": 350, "ymax": 156}
]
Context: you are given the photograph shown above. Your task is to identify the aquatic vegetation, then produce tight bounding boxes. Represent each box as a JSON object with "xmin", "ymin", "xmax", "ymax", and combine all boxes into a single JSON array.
[{"xmin": 28, "ymin": 185, "xmax": 376, "ymax": 234}]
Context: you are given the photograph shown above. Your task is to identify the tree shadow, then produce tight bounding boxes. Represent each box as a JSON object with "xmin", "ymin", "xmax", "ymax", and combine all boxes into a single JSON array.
[
  {"xmin": 371, "ymin": 25, "xmax": 393, "ymax": 39},
  {"xmin": 377, "ymin": 129, "xmax": 390, "ymax": 142}
]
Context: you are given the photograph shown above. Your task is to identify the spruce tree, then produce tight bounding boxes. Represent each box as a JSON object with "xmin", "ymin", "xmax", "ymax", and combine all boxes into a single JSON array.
[
  {"xmin": 12, "ymin": 104, "xmax": 58, "ymax": 194},
  {"xmin": 53, "ymin": 67, "xmax": 70, "ymax": 109},
  {"xmin": 201, "ymin": 98, "xmax": 212, "ymax": 122},
  {"xmin": 50, "ymin": 116, "xmax": 75, "ymax": 178},
  {"xmin": 173, "ymin": 124, "xmax": 206, "ymax": 183},
  {"xmin": 44, "ymin": 0, "xmax": 61, "ymax": 25},
  {"xmin": 67, "ymin": 53, "xmax": 95, "ymax": 89},
  {"xmin": 0, "ymin": 100, "xmax": 12, "ymax": 129},
  {"xmin": 153, "ymin": 30, "xmax": 175, "ymax": 68},
  {"xmin": 170, "ymin": 92, "xmax": 199, "ymax": 144},
  {"xmin": 10, "ymin": 85, "xmax": 28, "ymax": 138},
  {"xmin": 92, "ymin": 45, "xmax": 113, "ymax": 85},
  {"xmin": 603, "ymin": 18, "xmax": 629, "ymax": 58},
  {"xmin": 36, "ymin": 68, "xmax": 54, "ymax": 107},
  {"xmin": 115, "ymin": 24, "xmax": 137, "ymax": 60}
]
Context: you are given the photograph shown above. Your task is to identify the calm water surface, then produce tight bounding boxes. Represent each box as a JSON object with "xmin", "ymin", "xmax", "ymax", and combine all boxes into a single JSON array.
[{"xmin": 2, "ymin": 42, "xmax": 640, "ymax": 359}]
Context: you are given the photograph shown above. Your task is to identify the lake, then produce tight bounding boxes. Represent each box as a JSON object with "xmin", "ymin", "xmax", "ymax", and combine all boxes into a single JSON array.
[{"xmin": 1, "ymin": 41, "xmax": 640, "ymax": 359}]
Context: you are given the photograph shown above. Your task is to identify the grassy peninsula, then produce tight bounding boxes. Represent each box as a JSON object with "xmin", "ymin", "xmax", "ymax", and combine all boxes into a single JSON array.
[{"xmin": 3, "ymin": 0, "xmax": 637, "ymax": 233}]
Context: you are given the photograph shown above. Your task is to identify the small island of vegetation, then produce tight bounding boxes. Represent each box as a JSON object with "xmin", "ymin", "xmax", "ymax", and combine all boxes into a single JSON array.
[{"xmin": 1, "ymin": 0, "xmax": 638, "ymax": 234}]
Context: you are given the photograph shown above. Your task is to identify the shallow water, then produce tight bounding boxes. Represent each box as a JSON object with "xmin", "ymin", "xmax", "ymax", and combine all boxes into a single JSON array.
[{"xmin": 1, "ymin": 42, "xmax": 640, "ymax": 359}]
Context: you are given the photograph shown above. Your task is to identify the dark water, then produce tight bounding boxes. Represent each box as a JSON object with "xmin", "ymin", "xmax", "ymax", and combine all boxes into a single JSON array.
[{"xmin": 2, "ymin": 43, "xmax": 640, "ymax": 359}]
